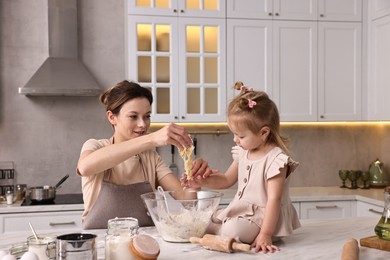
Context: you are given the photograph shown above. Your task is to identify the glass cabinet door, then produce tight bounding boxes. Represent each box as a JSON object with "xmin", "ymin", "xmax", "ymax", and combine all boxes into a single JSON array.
[
  {"xmin": 128, "ymin": 16, "xmax": 179, "ymax": 122},
  {"xmin": 178, "ymin": 17, "xmax": 226, "ymax": 122}
]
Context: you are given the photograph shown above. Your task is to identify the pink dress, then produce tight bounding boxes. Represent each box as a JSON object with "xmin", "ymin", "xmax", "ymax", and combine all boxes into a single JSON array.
[{"xmin": 213, "ymin": 146, "xmax": 301, "ymax": 243}]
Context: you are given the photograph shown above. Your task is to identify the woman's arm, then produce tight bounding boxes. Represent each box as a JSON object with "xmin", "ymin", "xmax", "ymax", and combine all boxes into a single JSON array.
[{"xmin": 78, "ymin": 124, "xmax": 192, "ymax": 177}]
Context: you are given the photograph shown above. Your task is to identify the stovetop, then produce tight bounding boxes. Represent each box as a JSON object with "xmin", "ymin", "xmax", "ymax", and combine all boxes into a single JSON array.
[{"xmin": 21, "ymin": 193, "xmax": 84, "ymax": 206}]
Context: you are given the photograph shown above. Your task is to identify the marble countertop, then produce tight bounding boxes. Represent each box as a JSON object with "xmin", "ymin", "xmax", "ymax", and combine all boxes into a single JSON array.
[
  {"xmin": 0, "ymin": 217, "xmax": 388, "ymax": 259},
  {"xmin": 0, "ymin": 186, "xmax": 385, "ymax": 214}
]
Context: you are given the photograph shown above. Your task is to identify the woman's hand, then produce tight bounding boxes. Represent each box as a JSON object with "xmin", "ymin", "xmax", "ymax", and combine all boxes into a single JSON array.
[
  {"xmin": 252, "ymin": 233, "xmax": 279, "ymax": 254},
  {"xmin": 151, "ymin": 123, "xmax": 192, "ymax": 149}
]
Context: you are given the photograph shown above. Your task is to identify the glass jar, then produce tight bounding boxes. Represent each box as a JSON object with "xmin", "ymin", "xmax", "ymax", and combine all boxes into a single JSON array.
[
  {"xmin": 15, "ymin": 184, "xmax": 27, "ymax": 201},
  {"xmin": 105, "ymin": 217, "xmax": 139, "ymax": 260},
  {"xmin": 27, "ymin": 234, "xmax": 56, "ymax": 260},
  {"xmin": 374, "ymin": 186, "xmax": 390, "ymax": 240}
]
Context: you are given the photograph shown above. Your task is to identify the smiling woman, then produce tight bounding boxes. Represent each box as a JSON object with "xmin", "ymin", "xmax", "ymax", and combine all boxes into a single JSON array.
[{"xmin": 76, "ymin": 80, "xmax": 214, "ymax": 230}]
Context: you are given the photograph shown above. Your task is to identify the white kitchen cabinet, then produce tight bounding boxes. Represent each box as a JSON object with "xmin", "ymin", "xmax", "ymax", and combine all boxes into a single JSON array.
[
  {"xmin": 0, "ymin": 211, "xmax": 83, "ymax": 234},
  {"xmin": 226, "ymin": 19, "xmax": 273, "ymax": 99},
  {"xmin": 369, "ymin": 0, "xmax": 390, "ymax": 20},
  {"xmin": 318, "ymin": 22, "xmax": 362, "ymax": 121},
  {"xmin": 273, "ymin": 21, "xmax": 318, "ymax": 121},
  {"xmin": 356, "ymin": 200, "xmax": 384, "ymax": 217},
  {"xmin": 127, "ymin": 2, "xmax": 226, "ymax": 123},
  {"xmin": 227, "ymin": 0, "xmax": 318, "ymax": 20},
  {"xmin": 367, "ymin": 14, "xmax": 390, "ymax": 120},
  {"xmin": 300, "ymin": 200, "xmax": 353, "ymax": 219},
  {"xmin": 128, "ymin": 0, "xmax": 225, "ymax": 18},
  {"xmin": 318, "ymin": 0, "xmax": 362, "ymax": 22}
]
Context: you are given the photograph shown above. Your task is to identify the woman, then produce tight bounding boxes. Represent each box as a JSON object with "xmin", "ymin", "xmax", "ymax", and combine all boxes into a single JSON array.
[{"xmin": 77, "ymin": 80, "xmax": 212, "ymax": 229}]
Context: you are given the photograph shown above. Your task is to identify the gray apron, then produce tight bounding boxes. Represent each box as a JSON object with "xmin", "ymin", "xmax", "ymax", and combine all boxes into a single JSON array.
[{"xmin": 83, "ymin": 156, "xmax": 154, "ymax": 229}]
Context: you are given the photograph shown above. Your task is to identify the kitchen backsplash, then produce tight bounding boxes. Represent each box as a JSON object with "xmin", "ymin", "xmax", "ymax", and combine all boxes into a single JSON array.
[{"xmin": 1, "ymin": 0, "xmax": 390, "ymax": 194}]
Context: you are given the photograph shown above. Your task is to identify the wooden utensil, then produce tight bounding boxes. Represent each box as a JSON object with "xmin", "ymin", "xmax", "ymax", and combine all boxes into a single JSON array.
[
  {"xmin": 190, "ymin": 234, "xmax": 251, "ymax": 253},
  {"xmin": 360, "ymin": 235, "xmax": 390, "ymax": 251},
  {"xmin": 341, "ymin": 238, "xmax": 359, "ymax": 260}
]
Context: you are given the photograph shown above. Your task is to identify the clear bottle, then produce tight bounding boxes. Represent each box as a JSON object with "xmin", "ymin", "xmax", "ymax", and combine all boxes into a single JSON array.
[
  {"xmin": 374, "ymin": 186, "xmax": 390, "ymax": 240},
  {"xmin": 105, "ymin": 217, "xmax": 139, "ymax": 260}
]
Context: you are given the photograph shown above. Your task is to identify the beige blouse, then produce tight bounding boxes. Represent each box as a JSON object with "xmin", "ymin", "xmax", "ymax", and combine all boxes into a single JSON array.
[
  {"xmin": 217, "ymin": 146, "xmax": 301, "ymax": 237},
  {"xmin": 77, "ymin": 137, "xmax": 172, "ymax": 221}
]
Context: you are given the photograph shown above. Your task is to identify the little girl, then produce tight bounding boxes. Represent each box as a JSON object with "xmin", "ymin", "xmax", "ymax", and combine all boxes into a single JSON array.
[{"xmin": 182, "ymin": 82, "xmax": 301, "ymax": 253}]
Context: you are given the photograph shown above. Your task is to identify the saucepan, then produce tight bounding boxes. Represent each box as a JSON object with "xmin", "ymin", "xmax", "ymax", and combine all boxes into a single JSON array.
[{"xmin": 29, "ymin": 174, "xmax": 69, "ymax": 202}]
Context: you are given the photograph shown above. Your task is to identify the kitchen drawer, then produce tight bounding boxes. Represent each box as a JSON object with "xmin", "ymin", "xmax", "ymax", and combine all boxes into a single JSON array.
[
  {"xmin": 300, "ymin": 201, "xmax": 353, "ymax": 219},
  {"xmin": 0, "ymin": 211, "xmax": 83, "ymax": 234},
  {"xmin": 356, "ymin": 201, "xmax": 384, "ymax": 217}
]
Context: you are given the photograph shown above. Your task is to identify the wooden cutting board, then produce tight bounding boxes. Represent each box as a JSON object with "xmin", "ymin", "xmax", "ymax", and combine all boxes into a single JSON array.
[{"xmin": 360, "ymin": 236, "xmax": 390, "ymax": 251}]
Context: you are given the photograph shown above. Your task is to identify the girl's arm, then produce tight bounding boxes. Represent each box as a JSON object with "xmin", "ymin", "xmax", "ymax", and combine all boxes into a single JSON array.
[
  {"xmin": 182, "ymin": 161, "xmax": 239, "ymax": 190},
  {"xmin": 253, "ymin": 166, "xmax": 287, "ymax": 253}
]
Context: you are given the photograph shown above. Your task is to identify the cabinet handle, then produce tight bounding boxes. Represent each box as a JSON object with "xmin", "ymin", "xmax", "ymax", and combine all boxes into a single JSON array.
[
  {"xmin": 49, "ymin": 221, "xmax": 76, "ymax": 226},
  {"xmin": 315, "ymin": 205, "xmax": 337, "ymax": 209},
  {"xmin": 368, "ymin": 208, "xmax": 382, "ymax": 215},
  {"xmin": 275, "ymin": 13, "xmax": 279, "ymax": 16},
  {"xmin": 173, "ymin": 9, "xmax": 177, "ymax": 13},
  {"xmin": 268, "ymin": 12, "xmax": 273, "ymax": 16},
  {"xmin": 320, "ymin": 14, "xmax": 324, "ymax": 18},
  {"xmin": 181, "ymin": 116, "xmax": 185, "ymax": 120},
  {"xmin": 320, "ymin": 115, "xmax": 324, "ymax": 119},
  {"xmin": 180, "ymin": 9, "xmax": 184, "ymax": 13},
  {"xmin": 174, "ymin": 116, "xmax": 178, "ymax": 119}
]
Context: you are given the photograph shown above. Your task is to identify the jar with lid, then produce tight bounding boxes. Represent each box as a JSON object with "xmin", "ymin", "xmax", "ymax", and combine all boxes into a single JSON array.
[
  {"xmin": 105, "ymin": 217, "xmax": 139, "ymax": 260},
  {"xmin": 15, "ymin": 184, "xmax": 27, "ymax": 201},
  {"xmin": 374, "ymin": 186, "xmax": 390, "ymax": 240},
  {"xmin": 27, "ymin": 234, "xmax": 56, "ymax": 260}
]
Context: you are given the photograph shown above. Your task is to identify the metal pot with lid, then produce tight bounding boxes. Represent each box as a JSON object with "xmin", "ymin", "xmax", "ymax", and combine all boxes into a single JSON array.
[
  {"xmin": 369, "ymin": 159, "xmax": 389, "ymax": 187},
  {"xmin": 29, "ymin": 174, "xmax": 69, "ymax": 202}
]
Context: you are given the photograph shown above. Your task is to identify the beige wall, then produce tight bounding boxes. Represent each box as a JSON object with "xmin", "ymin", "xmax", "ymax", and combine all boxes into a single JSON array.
[{"xmin": 1, "ymin": 0, "xmax": 389, "ymax": 193}]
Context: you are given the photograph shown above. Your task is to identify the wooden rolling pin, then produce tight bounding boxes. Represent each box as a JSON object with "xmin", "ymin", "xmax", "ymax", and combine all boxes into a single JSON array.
[
  {"xmin": 341, "ymin": 238, "xmax": 359, "ymax": 260},
  {"xmin": 190, "ymin": 234, "xmax": 251, "ymax": 253}
]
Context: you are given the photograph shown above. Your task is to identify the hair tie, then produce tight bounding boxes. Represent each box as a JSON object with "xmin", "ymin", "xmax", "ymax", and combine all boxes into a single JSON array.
[{"xmin": 248, "ymin": 99, "xmax": 257, "ymax": 108}]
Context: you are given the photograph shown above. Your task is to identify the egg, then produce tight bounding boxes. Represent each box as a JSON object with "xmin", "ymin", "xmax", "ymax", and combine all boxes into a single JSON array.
[
  {"xmin": 20, "ymin": 251, "xmax": 39, "ymax": 260},
  {"xmin": 1, "ymin": 254, "xmax": 16, "ymax": 260},
  {"xmin": 0, "ymin": 251, "xmax": 7, "ymax": 259}
]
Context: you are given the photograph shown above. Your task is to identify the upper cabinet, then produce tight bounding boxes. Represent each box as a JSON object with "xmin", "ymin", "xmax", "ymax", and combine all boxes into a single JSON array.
[
  {"xmin": 227, "ymin": 0, "xmax": 362, "ymax": 122},
  {"xmin": 367, "ymin": 3, "xmax": 390, "ymax": 120},
  {"xmin": 128, "ymin": 0, "xmax": 225, "ymax": 18},
  {"xmin": 127, "ymin": 0, "xmax": 226, "ymax": 123}
]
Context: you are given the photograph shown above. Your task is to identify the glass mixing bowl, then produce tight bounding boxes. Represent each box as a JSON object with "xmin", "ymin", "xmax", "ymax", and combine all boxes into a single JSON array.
[{"xmin": 141, "ymin": 190, "xmax": 223, "ymax": 242}]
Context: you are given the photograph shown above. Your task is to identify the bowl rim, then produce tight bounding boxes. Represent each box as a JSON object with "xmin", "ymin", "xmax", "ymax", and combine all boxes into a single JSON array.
[{"xmin": 140, "ymin": 189, "xmax": 224, "ymax": 202}]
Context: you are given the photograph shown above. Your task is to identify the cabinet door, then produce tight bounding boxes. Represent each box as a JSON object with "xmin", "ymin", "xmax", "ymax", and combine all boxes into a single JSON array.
[
  {"xmin": 0, "ymin": 211, "xmax": 82, "ymax": 234},
  {"xmin": 318, "ymin": 0, "xmax": 362, "ymax": 22},
  {"xmin": 273, "ymin": 0, "xmax": 318, "ymax": 21},
  {"xmin": 227, "ymin": 0, "xmax": 272, "ymax": 19},
  {"xmin": 178, "ymin": 18, "xmax": 226, "ymax": 122},
  {"xmin": 127, "ymin": 15, "xmax": 180, "ymax": 123},
  {"xmin": 273, "ymin": 21, "xmax": 318, "ymax": 122},
  {"xmin": 318, "ymin": 22, "xmax": 362, "ymax": 121},
  {"xmin": 356, "ymin": 201, "xmax": 384, "ymax": 217},
  {"xmin": 368, "ymin": 15, "xmax": 390, "ymax": 120},
  {"xmin": 300, "ymin": 201, "xmax": 352, "ymax": 219},
  {"xmin": 226, "ymin": 19, "xmax": 273, "ymax": 100},
  {"xmin": 128, "ymin": 0, "xmax": 225, "ymax": 18}
]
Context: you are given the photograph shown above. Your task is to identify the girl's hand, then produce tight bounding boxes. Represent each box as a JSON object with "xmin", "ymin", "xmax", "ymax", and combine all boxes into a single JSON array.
[
  {"xmin": 180, "ymin": 173, "xmax": 202, "ymax": 190},
  {"xmin": 252, "ymin": 233, "xmax": 279, "ymax": 254}
]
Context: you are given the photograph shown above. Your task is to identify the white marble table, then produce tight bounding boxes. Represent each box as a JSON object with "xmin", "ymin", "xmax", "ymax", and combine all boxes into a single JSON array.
[{"xmin": 1, "ymin": 217, "xmax": 389, "ymax": 259}]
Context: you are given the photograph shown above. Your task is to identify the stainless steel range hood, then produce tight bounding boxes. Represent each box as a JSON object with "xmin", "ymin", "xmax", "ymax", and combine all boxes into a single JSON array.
[{"xmin": 18, "ymin": 0, "xmax": 101, "ymax": 96}]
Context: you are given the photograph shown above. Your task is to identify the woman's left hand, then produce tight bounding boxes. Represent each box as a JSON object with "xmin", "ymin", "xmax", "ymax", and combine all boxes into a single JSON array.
[
  {"xmin": 252, "ymin": 233, "xmax": 279, "ymax": 254},
  {"xmin": 190, "ymin": 158, "xmax": 219, "ymax": 180}
]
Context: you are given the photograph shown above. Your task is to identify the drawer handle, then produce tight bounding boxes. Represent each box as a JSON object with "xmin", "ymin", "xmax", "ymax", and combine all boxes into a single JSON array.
[
  {"xmin": 315, "ymin": 205, "xmax": 337, "ymax": 209},
  {"xmin": 368, "ymin": 208, "xmax": 382, "ymax": 215},
  {"xmin": 49, "ymin": 221, "xmax": 76, "ymax": 226}
]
